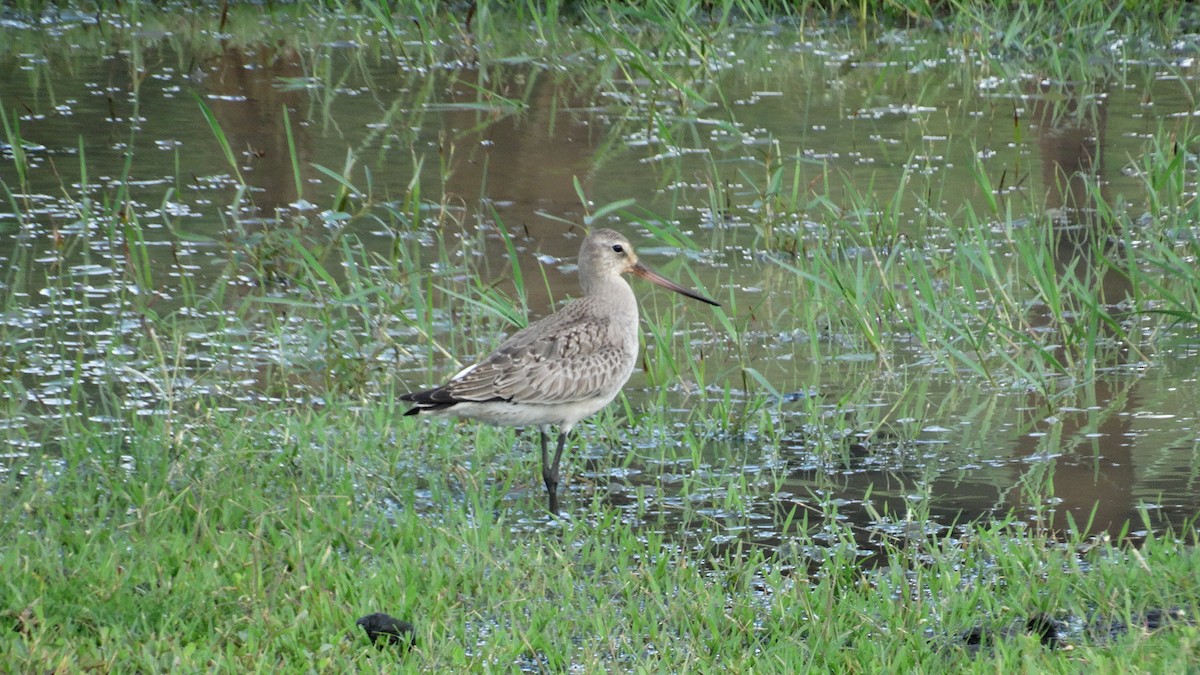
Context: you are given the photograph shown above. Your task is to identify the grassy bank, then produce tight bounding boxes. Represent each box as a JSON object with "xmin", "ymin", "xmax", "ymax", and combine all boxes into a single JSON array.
[{"xmin": 2, "ymin": 403, "xmax": 1197, "ymax": 671}]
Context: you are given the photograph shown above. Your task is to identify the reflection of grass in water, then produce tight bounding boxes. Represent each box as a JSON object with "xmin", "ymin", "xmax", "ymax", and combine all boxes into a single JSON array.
[{"xmin": 4, "ymin": 2, "xmax": 1193, "ymax": 86}]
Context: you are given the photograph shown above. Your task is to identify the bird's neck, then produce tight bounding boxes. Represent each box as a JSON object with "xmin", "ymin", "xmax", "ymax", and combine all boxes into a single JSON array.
[{"xmin": 584, "ymin": 275, "xmax": 638, "ymax": 320}]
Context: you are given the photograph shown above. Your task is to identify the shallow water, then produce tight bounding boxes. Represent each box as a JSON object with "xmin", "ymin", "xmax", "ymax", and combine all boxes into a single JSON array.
[{"xmin": 1, "ymin": 13, "xmax": 1198, "ymax": 560}]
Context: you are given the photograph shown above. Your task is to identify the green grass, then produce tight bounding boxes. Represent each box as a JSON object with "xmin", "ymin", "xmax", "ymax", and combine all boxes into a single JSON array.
[
  {"xmin": 2, "ymin": 402, "xmax": 1198, "ymax": 671},
  {"xmin": 2, "ymin": 1, "xmax": 1200, "ymax": 671}
]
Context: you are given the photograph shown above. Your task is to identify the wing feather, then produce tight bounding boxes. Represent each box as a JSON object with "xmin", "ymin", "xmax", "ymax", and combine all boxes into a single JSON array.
[{"xmin": 436, "ymin": 299, "xmax": 637, "ymax": 406}]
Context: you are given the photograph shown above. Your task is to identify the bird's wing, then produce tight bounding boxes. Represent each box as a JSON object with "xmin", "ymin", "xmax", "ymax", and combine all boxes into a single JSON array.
[{"xmin": 440, "ymin": 306, "xmax": 635, "ymax": 405}]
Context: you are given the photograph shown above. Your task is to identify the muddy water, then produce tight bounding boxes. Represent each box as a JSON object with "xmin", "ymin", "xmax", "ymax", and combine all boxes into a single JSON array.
[{"xmin": 1, "ymin": 19, "xmax": 1198, "ymax": 556}]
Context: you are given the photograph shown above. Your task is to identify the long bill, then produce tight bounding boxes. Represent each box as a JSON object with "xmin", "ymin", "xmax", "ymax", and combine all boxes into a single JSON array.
[{"xmin": 631, "ymin": 262, "xmax": 721, "ymax": 307}]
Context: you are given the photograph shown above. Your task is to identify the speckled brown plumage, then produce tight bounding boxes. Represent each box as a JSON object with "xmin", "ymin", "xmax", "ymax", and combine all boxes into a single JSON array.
[{"xmin": 401, "ymin": 229, "xmax": 719, "ymax": 514}]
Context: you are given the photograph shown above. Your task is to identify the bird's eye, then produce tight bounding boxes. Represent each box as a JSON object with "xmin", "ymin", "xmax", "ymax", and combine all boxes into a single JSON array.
[{"xmin": 612, "ymin": 244, "xmax": 624, "ymax": 254}]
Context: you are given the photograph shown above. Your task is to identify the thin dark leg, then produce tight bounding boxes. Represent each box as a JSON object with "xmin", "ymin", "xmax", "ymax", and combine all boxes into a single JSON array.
[
  {"xmin": 539, "ymin": 428, "xmax": 559, "ymax": 514},
  {"xmin": 545, "ymin": 431, "xmax": 569, "ymax": 515}
]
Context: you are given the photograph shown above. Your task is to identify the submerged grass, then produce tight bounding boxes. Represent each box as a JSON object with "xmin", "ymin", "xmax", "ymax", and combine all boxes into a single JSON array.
[{"xmin": 714, "ymin": 91, "xmax": 1200, "ymax": 396}]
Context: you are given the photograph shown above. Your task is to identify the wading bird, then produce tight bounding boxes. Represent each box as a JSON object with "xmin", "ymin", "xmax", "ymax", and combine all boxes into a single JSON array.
[{"xmin": 400, "ymin": 229, "xmax": 720, "ymax": 514}]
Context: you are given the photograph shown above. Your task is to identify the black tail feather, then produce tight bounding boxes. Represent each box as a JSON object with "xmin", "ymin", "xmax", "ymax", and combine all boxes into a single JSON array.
[
  {"xmin": 399, "ymin": 387, "xmax": 458, "ymax": 415},
  {"xmin": 400, "ymin": 386, "xmax": 509, "ymax": 414}
]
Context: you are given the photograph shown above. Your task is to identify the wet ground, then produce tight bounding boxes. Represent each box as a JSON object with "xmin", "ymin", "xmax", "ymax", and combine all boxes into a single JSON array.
[{"xmin": 1, "ymin": 13, "xmax": 1198, "ymax": 560}]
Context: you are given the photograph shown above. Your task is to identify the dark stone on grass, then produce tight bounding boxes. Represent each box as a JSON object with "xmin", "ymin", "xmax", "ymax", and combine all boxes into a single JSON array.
[
  {"xmin": 1139, "ymin": 607, "xmax": 1190, "ymax": 631},
  {"xmin": 1091, "ymin": 606, "xmax": 1194, "ymax": 640},
  {"xmin": 955, "ymin": 613, "xmax": 1066, "ymax": 653},
  {"xmin": 948, "ymin": 606, "xmax": 1197, "ymax": 657},
  {"xmin": 356, "ymin": 612, "xmax": 416, "ymax": 650},
  {"xmin": 1025, "ymin": 613, "xmax": 1065, "ymax": 649},
  {"xmin": 960, "ymin": 625, "xmax": 986, "ymax": 647}
]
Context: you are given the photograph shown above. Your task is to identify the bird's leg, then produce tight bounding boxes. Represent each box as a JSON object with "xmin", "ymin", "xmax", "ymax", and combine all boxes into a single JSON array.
[
  {"xmin": 539, "ymin": 428, "xmax": 559, "ymax": 515},
  {"xmin": 545, "ymin": 430, "xmax": 569, "ymax": 515}
]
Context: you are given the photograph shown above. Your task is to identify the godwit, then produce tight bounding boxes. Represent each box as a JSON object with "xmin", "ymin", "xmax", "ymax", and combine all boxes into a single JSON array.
[{"xmin": 400, "ymin": 229, "xmax": 720, "ymax": 514}]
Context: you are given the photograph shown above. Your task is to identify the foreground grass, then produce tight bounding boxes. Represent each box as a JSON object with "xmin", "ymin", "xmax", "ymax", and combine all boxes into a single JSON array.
[{"xmin": 2, "ymin": 403, "xmax": 1196, "ymax": 672}]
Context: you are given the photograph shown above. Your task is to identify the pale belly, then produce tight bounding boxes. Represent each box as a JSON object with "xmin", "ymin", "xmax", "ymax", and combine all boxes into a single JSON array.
[{"xmin": 437, "ymin": 395, "xmax": 619, "ymax": 431}]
